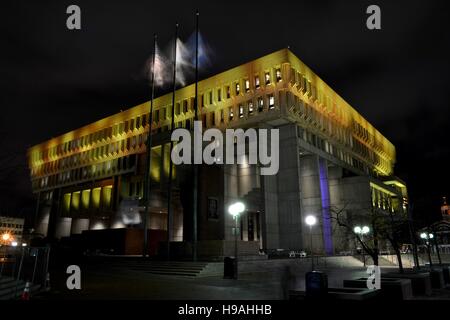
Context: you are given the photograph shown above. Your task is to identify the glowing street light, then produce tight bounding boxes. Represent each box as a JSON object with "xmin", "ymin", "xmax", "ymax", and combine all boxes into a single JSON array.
[
  {"xmin": 420, "ymin": 232, "xmax": 434, "ymax": 266},
  {"xmin": 354, "ymin": 225, "xmax": 370, "ymax": 266},
  {"xmin": 228, "ymin": 201, "xmax": 245, "ymax": 279},
  {"xmin": 11, "ymin": 241, "xmax": 18, "ymax": 247},
  {"xmin": 2, "ymin": 233, "xmax": 10, "ymax": 242},
  {"xmin": 305, "ymin": 215, "xmax": 317, "ymax": 271},
  {"xmin": 354, "ymin": 226, "xmax": 370, "ymax": 235}
]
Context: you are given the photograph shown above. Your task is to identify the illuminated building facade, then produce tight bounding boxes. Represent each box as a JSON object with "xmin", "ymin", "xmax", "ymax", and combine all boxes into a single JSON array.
[
  {"xmin": 27, "ymin": 49, "xmax": 407, "ymax": 256},
  {"xmin": 0, "ymin": 216, "xmax": 25, "ymax": 244}
]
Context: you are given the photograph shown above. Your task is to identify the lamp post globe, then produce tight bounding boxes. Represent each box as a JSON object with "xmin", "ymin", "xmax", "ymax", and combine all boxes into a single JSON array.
[
  {"xmin": 305, "ymin": 215, "xmax": 317, "ymax": 271},
  {"xmin": 305, "ymin": 215, "xmax": 317, "ymax": 226},
  {"xmin": 228, "ymin": 201, "xmax": 245, "ymax": 279},
  {"xmin": 362, "ymin": 226, "xmax": 370, "ymax": 234},
  {"xmin": 354, "ymin": 226, "xmax": 362, "ymax": 234}
]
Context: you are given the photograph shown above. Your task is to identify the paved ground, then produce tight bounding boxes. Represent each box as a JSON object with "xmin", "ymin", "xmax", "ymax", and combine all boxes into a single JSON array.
[
  {"xmin": 31, "ymin": 258, "xmax": 450, "ymax": 300},
  {"xmin": 35, "ymin": 260, "xmax": 368, "ymax": 300}
]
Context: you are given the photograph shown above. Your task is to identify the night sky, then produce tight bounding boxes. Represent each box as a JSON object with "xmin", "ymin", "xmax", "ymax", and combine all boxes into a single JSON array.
[{"xmin": 1, "ymin": 0, "xmax": 449, "ymax": 221}]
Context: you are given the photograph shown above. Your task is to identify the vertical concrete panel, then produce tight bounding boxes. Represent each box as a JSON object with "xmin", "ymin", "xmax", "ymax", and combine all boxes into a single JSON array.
[
  {"xmin": 277, "ymin": 124, "xmax": 303, "ymax": 250},
  {"xmin": 55, "ymin": 217, "xmax": 72, "ymax": 238},
  {"xmin": 318, "ymin": 158, "xmax": 333, "ymax": 255},
  {"xmin": 71, "ymin": 218, "xmax": 90, "ymax": 234},
  {"xmin": 299, "ymin": 154, "xmax": 324, "ymax": 254}
]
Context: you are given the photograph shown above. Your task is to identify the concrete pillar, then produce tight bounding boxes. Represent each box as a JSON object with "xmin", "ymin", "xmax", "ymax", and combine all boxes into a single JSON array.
[
  {"xmin": 224, "ymin": 163, "xmax": 239, "ymax": 241},
  {"xmin": 277, "ymin": 124, "xmax": 303, "ymax": 250},
  {"xmin": 55, "ymin": 217, "xmax": 72, "ymax": 238},
  {"xmin": 299, "ymin": 154, "xmax": 324, "ymax": 254},
  {"xmin": 261, "ymin": 173, "xmax": 280, "ymax": 250},
  {"xmin": 71, "ymin": 218, "xmax": 90, "ymax": 234}
]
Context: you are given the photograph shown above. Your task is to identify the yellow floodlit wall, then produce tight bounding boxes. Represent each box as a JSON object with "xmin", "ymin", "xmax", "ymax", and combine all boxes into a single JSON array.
[{"xmin": 27, "ymin": 48, "xmax": 397, "ymax": 192}]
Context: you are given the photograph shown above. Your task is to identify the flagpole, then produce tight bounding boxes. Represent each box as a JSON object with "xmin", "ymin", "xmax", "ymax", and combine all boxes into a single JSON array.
[
  {"xmin": 142, "ymin": 33, "xmax": 157, "ymax": 258},
  {"xmin": 192, "ymin": 10, "xmax": 199, "ymax": 262},
  {"xmin": 167, "ymin": 23, "xmax": 178, "ymax": 261}
]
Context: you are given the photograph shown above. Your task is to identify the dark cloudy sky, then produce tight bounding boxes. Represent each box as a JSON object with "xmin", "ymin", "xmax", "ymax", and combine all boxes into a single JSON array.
[{"xmin": 1, "ymin": 0, "xmax": 449, "ymax": 219}]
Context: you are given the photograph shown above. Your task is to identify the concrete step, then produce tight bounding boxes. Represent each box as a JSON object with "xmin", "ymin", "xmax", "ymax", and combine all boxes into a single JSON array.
[{"xmin": 108, "ymin": 261, "xmax": 211, "ymax": 277}]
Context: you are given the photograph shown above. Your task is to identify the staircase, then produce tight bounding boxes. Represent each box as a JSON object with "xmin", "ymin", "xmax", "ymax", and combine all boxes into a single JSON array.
[
  {"xmin": 101, "ymin": 259, "xmax": 220, "ymax": 277},
  {"xmin": 0, "ymin": 277, "xmax": 41, "ymax": 300}
]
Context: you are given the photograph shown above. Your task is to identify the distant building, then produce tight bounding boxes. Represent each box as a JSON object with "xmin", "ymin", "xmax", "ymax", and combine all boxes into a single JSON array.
[
  {"xmin": 0, "ymin": 216, "xmax": 25, "ymax": 243},
  {"xmin": 26, "ymin": 49, "xmax": 407, "ymax": 257},
  {"xmin": 441, "ymin": 197, "xmax": 450, "ymax": 217}
]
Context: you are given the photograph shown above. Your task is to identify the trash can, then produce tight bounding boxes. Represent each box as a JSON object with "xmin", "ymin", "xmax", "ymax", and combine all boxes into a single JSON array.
[
  {"xmin": 305, "ymin": 271, "xmax": 328, "ymax": 298},
  {"xmin": 224, "ymin": 257, "xmax": 237, "ymax": 279}
]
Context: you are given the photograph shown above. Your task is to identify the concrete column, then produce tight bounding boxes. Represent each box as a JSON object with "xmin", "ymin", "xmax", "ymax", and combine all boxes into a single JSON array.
[
  {"xmin": 299, "ymin": 154, "xmax": 324, "ymax": 254},
  {"xmin": 277, "ymin": 124, "xmax": 303, "ymax": 250},
  {"xmin": 261, "ymin": 173, "xmax": 280, "ymax": 250},
  {"xmin": 55, "ymin": 217, "xmax": 72, "ymax": 238},
  {"xmin": 223, "ymin": 163, "xmax": 239, "ymax": 241},
  {"xmin": 71, "ymin": 218, "xmax": 90, "ymax": 234}
]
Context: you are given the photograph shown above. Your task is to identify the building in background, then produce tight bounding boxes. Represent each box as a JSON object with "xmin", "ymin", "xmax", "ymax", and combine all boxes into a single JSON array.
[
  {"xmin": 26, "ymin": 49, "xmax": 407, "ymax": 257},
  {"xmin": 0, "ymin": 216, "xmax": 25, "ymax": 245}
]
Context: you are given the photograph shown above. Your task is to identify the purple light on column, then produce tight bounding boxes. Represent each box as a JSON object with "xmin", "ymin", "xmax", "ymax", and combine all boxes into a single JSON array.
[{"xmin": 319, "ymin": 159, "xmax": 333, "ymax": 255}]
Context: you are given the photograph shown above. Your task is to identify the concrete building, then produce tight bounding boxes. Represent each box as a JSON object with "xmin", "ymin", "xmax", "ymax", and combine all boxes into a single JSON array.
[
  {"xmin": 0, "ymin": 216, "xmax": 25, "ymax": 244},
  {"xmin": 27, "ymin": 49, "xmax": 407, "ymax": 257}
]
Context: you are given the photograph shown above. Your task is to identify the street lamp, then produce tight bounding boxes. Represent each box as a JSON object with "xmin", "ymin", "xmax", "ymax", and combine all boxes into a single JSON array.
[
  {"xmin": 1, "ymin": 233, "xmax": 10, "ymax": 242},
  {"xmin": 354, "ymin": 225, "xmax": 370, "ymax": 266},
  {"xmin": 305, "ymin": 215, "xmax": 317, "ymax": 271},
  {"xmin": 420, "ymin": 232, "xmax": 434, "ymax": 267},
  {"xmin": 228, "ymin": 201, "xmax": 245, "ymax": 279}
]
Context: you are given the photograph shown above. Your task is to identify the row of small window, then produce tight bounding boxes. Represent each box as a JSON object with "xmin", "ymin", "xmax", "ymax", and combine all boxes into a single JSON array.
[
  {"xmin": 371, "ymin": 187, "xmax": 394, "ymax": 212},
  {"xmin": 298, "ymin": 127, "xmax": 369, "ymax": 174},
  {"xmin": 0, "ymin": 229, "xmax": 22, "ymax": 235},
  {"xmin": 290, "ymin": 93, "xmax": 353, "ymax": 148},
  {"xmin": 32, "ymin": 93, "xmax": 278, "ymax": 177},
  {"xmin": 32, "ymin": 69, "xmax": 284, "ymax": 164},
  {"xmin": 35, "ymin": 155, "xmax": 137, "ymax": 189},
  {"xmin": 352, "ymin": 121, "xmax": 375, "ymax": 145},
  {"xmin": 33, "ymin": 135, "xmax": 148, "ymax": 176},
  {"xmin": 199, "ymin": 68, "xmax": 282, "ymax": 108},
  {"xmin": 0, "ymin": 223, "xmax": 23, "ymax": 229}
]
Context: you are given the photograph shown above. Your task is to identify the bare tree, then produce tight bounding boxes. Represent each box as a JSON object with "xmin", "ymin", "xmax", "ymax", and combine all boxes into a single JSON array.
[{"xmin": 328, "ymin": 203, "xmax": 409, "ymax": 272}]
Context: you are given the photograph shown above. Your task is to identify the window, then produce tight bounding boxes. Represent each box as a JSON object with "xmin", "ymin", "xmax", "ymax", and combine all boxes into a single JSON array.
[
  {"xmin": 217, "ymin": 89, "xmax": 222, "ymax": 102},
  {"xmin": 255, "ymin": 76, "xmax": 260, "ymax": 89},
  {"xmin": 258, "ymin": 97, "xmax": 264, "ymax": 112},
  {"xmin": 276, "ymin": 68, "xmax": 282, "ymax": 82},
  {"xmin": 162, "ymin": 108, "xmax": 167, "ymax": 120},
  {"xmin": 239, "ymin": 105, "xmax": 244, "ymax": 118},
  {"xmin": 235, "ymin": 83, "xmax": 240, "ymax": 95},
  {"xmin": 183, "ymin": 100, "xmax": 188, "ymax": 113},
  {"xmin": 265, "ymin": 72, "xmax": 271, "ymax": 85},
  {"xmin": 229, "ymin": 107, "xmax": 234, "ymax": 121},
  {"xmin": 245, "ymin": 79, "xmax": 250, "ymax": 92},
  {"xmin": 124, "ymin": 121, "xmax": 129, "ymax": 132},
  {"xmin": 226, "ymin": 86, "xmax": 231, "ymax": 99},
  {"xmin": 220, "ymin": 109, "xmax": 224, "ymax": 122},
  {"xmin": 130, "ymin": 119, "xmax": 134, "ymax": 131},
  {"xmin": 248, "ymin": 102, "xmax": 254, "ymax": 114},
  {"xmin": 154, "ymin": 110, "xmax": 159, "ymax": 122},
  {"xmin": 142, "ymin": 114, "xmax": 147, "ymax": 127},
  {"xmin": 136, "ymin": 117, "xmax": 141, "ymax": 129},
  {"xmin": 175, "ymin": 103, "xmax": 180, "ymax": 115},
  {"xmin": 209, "ymin": 91, "xmax": 213, "ymax": 105},
  {"xmin": 210, "ymin": 112, "xmax": 215, "ymax": 126},
  {"xmin": 269, "ymin": 94, "xmax": 275, "ymax": 109}
]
